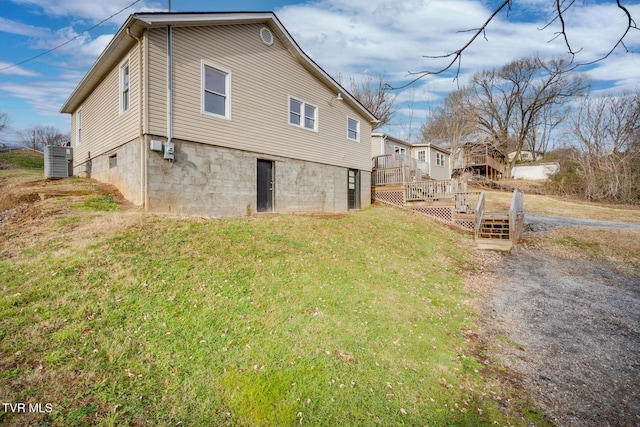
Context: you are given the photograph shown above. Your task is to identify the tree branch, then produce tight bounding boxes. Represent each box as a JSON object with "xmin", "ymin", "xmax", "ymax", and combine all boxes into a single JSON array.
[
  {"xmin": 393, "ymin": 0, "xmax": 638, "ymax": 88},
  {"xmin": 570, "ymin": 0, "xmax": 639, "ymax": 68},
  {"xmin": 391, "ymin": 0, "xmax": 512, "ymax": 89}
]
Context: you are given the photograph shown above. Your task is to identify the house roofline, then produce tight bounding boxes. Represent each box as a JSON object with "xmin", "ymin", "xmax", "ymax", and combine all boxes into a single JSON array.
[
  {"xmin": 411, "ymin": 142, "xmax": 450, "ymax": 154},
  {"xmin": 371, "ymin": 133, "xmax": 410, "ymax": 147},
  {"xmin": 60, "ymin": 11, "xmax": 378, "ymax": 123},
  {"xmin": 372, "ymin": 133, "xmax": 450, "ymax": 154}
]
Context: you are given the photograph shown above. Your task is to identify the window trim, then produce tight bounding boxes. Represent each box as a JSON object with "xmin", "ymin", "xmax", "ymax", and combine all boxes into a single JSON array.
[
  {"xmin": 347, "ymin": 117, "xmax": 360, "ymax": 141},
  {"xmin": 416, "ymin": 149, "xmax": 426, "ymax": 162},
  {"xmin": 119, "ymin": 58, "xmax": 130, "ymax": 115},
  {"xmin": 436, "ymin": 152, "xmax": 446, "ymax": 167},
  {"xmin": 201, "ymin": 60, "xmax": 232, "ymax": 120},
  {"xmin": 288, "ymin": 96, "xmax": 318, "ymax": 132},
  {"xmin": 394, "ymin": 145, "xmax": 406, "ymax": 155}
]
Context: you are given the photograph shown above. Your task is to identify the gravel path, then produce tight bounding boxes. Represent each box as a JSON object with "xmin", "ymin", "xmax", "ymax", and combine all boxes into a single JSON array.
[
  {"xmin": 482, "ymin": 216, "xmax": 640, "ymax": 426},
  {"xmin": 525, "ymin": 213, "xmax": 640, "ymax": 234}
]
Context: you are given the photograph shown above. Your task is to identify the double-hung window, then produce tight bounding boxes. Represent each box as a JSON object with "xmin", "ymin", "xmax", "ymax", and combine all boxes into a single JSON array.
[
  {"xmin": 347, "ymin": 117, "xmax": 360, "ymax": 141},
  {"xmin": 289, "ymin": 97, "xmax": 317, "ymax": 131},
  {"xmin": 120, "ymin": 59, "xmax": 130, "ymax": 114},
  {"xmin": 203, "ymin": 62, "xmax": 231, "ymax": 119},
  {"xmin": 436, "ymin": 152, "xmax": 445, "ymax": 167},
  {"xmin": 417, "ymin": 150, "xmax": 426, "ymax": 162}
]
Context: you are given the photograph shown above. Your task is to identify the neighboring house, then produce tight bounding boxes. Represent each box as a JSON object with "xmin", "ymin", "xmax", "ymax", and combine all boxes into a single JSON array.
[
  {"xmin": 411, "ymin": 142, "xmax": 451, "ymax": 181},
  {"xmin": 451, "ymin": 142, "xmax": 507, "ymax": 180},
  {"xmin": 371, "ymin": 133, "xmax": 451, "ymax": 181},
  {"xmin": 507, "ymin": 150, "xmax": 536, "ymax": 163},
  {"xmin": 371, "ymin": 133, "xmax": 412, "ymax": 157},
  {"xmin": 60, "ymin": 12, "xmax": 377, "ymax": 217}
]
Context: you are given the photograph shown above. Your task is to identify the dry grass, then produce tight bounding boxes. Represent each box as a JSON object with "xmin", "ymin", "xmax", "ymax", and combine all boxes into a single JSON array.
[
  {"xmin": 480, "ymin": 189, "xmax": 640, "ymax": 223},
  {"xmin": 525, "ymin": 227, "xmax": 640, "ymax": 275}
]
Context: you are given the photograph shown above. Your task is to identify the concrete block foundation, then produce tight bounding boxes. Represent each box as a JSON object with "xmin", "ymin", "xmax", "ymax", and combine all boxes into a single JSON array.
[{"xmin": 76, "ymin": 137, "xmax": 371, "ymax": 217}]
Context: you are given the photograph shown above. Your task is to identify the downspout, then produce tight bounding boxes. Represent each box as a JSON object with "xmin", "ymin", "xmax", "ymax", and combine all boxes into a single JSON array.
[
  {"xmin": 127, "ymin": 27, "xmax": 147, "ymax": 209},
  {"xmin": 167, "ymin": 25, "xmax": 173, "ymax": 145}
]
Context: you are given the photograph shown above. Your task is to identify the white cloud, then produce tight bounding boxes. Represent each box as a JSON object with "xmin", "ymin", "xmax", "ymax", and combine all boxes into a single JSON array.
[
  {"xmin": 0, "ymin": 62, "xmax": 39, "ymax": 76},
  {"xmin": 79, "ymin": 34, "xmax": 114, "ymax": 58},
  {"xmin": 277, "ymin": 0, "xmax": 640, "ymax": 91},
  {"xmin": 0, "ymin": 78, "xmax": 76, "ymax": 121},
  {"xmin": 9, "ymin": 0, "xmax": 163, "ymax": 24},
  {"xmin": 25, "ymin": 25, "xmax": 114, "ymax": 67},
  {"xmin": 0, "ymin": 16, "xmax": 50, "ymax": 37}
]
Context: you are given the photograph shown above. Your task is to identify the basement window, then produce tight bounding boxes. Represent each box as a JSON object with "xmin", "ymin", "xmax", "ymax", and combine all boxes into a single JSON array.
[{"xmin": 109, "ymin": 153, "xmax": 117, "ymax": 168}]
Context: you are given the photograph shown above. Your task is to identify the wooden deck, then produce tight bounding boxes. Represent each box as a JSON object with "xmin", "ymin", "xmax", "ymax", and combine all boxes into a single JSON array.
[{"xmin": 371, "ymin": 174, "xmax": 524, "ymax": 251}]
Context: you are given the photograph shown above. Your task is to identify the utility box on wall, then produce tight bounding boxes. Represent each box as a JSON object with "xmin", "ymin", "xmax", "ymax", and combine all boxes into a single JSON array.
[{"xmin": 44, "ymin": 145, "xmax": 73, "ymax": 179}]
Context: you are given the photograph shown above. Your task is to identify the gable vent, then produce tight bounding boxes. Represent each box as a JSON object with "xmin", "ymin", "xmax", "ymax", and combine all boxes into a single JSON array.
[{"xmin": 260, "ymin": 27, "xmax": 274, "ymax": 46}]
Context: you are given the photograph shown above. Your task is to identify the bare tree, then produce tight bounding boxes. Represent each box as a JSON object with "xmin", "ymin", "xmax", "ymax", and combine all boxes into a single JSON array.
[
  {"xmin": 468, "ymin": 55, "xmax": 590, "ymax": 167},
  {"xmin": 523, "ymin": 99, "xmax": 564, "ymax": 160},
  {"xmin": 569, "ymin": 90, "xmax": 640, "ymax": 202},
  {"xmin": 0, "ymin": 111, "xmax": 7, "ymax": 135},
  {"xmin": 420, "ymin": 87, "xmax": 477, "ymax": 148},
  {"xmin": 17, "ymin": 125, "xmax": 68, "ymax": 152},
  {"xmin": 340, "ymin": 74, "xmax": 396, "ymax": 130},
  {"xmin": 402, "ymin": 0, "xmax": 638, "ymax": 84}
]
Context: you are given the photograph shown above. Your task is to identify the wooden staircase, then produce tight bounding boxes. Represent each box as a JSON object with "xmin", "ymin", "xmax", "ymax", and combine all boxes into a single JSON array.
[
  {"xmin": 473, "ymin": 188, "xmax": 525, "ymax": 252},
  {"xmin": 478, "ymin": 213, "xmax": 510, "ymax": 239},
  {"xmin": 475, "ymin": 213, "xmax": 513, "ymax": 251}
]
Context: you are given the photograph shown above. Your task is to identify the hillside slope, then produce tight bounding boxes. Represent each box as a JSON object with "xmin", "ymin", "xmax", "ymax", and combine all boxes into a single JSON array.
[{"xmin": 0, "ymin": 156, "xmax": 547, "ymax": 426}]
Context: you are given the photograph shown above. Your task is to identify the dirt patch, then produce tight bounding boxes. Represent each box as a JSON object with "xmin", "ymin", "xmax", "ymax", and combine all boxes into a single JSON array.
[
  {"xmin": 473, "ymin": 218, "xmax": 640, "ymax": 426},
  {"xmin": 0, "ymin": 174, "xmax": 137, "ymax": 260}
]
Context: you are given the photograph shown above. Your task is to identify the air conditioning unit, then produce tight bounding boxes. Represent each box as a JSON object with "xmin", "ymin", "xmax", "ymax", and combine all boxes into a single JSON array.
[{"xmin": 44, "ymin": 145, "xmax": 73, "ymax": 179}]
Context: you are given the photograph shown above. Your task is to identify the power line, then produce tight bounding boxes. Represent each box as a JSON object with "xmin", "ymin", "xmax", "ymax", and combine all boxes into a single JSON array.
[{"xmin": 0, "ymin": 0, "xmax": 142, "ymax": 73}]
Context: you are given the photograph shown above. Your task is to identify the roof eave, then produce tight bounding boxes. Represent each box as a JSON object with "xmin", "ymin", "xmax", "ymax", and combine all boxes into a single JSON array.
[{"xmin": 60, "ymin": 15, "xmax": 146, "ymax": 114}]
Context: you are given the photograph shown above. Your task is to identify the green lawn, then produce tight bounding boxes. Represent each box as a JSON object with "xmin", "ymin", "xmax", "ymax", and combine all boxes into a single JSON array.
[
  {"xmin": 1, "ymin": 182, "xmax": 544, "ymax": 425},
  {"xmin": 0, "ymin": 151, "xmax": 44, "ymax": 169}
]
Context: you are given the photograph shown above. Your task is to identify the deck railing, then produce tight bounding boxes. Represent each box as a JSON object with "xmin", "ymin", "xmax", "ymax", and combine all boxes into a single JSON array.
[
  {"xmin": 463, "ymin": 153, "xmax": 507, "ymax": 175},
  {"xmin": 372, "ymin": 167, "xmax": 405, "ymax": 186},
  {"xmin": 405, "ymin": 180, "xmax": 453, "ymax": 201},
  {"xmin": 372, "ymin": 154, "xmax": 429, "ymax": 183},
  {"xmin": 455, "ymin": 191, "xmax": 482, "ymax": 213},
  {"xmin": 373, "ymin": 153, "xmax": 416, "ymax": 170}
]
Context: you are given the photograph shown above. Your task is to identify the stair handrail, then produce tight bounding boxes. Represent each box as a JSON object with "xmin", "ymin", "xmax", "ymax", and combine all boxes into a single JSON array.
[
  {"xmin": 474, "ymin": 191, "xmax": 485, "ymax": 240},
  {"xmin": 508, "ymin": 189, "xmax": 525, "ymax": 244}
]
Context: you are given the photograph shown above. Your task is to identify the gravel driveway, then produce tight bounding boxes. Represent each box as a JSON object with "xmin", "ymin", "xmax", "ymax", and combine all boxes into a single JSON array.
[{"xmin": 480, "ymin": 216, "xmax": 640, "ymax": 426}]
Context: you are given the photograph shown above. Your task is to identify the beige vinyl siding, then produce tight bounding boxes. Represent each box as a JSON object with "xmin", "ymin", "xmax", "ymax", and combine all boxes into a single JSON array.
[
  {"xmin": 147, "ymin": 28, "xmax": 167, "ymax": 136},
  {"xmin": 147, "ymin": 24, "xmax": 371, "ymax": 172},
  {"xmin": 429, "ymin": 149, "xmax": 450, "ymax": 180},
  {"xmin": 71, "ymin": 43, "xmax": 141, "ymax": 164},
  {"xmin": 371, "ymin": 135, "xmax": 385, "ymax": 157}
]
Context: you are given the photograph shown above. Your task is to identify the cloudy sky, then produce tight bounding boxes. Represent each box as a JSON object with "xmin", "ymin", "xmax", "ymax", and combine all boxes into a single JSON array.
[{"xmin": 1, "ymin": 0, "xmax": 639, "ymax": 143}]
